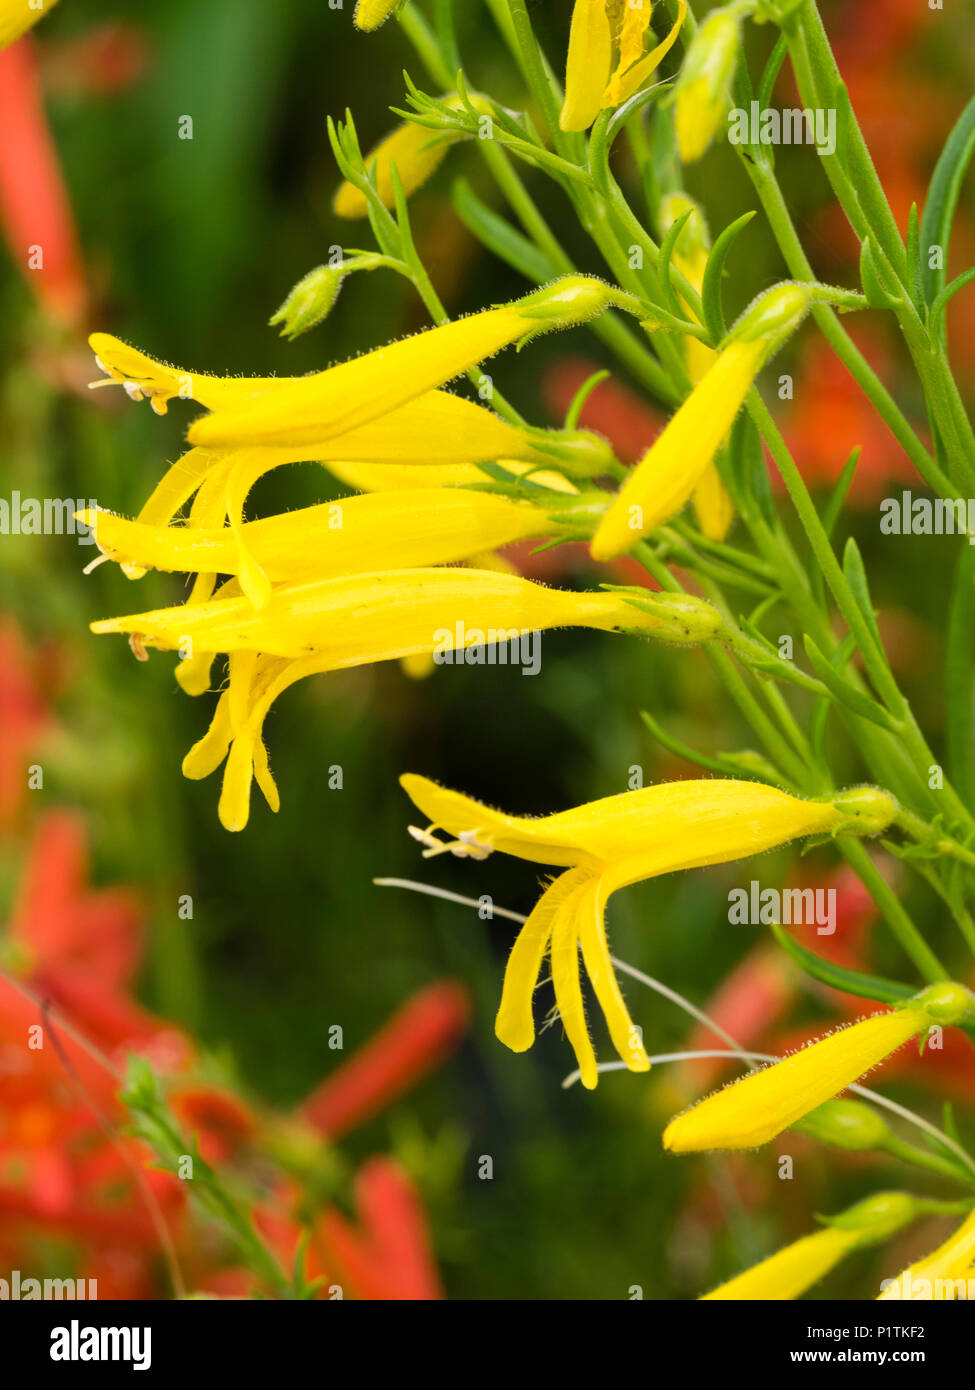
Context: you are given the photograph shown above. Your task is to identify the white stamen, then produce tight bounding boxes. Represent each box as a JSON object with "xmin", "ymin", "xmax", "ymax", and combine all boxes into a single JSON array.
[{"xmin": 407, "ymin": 823, "xmax": 493, "ymax": 860}]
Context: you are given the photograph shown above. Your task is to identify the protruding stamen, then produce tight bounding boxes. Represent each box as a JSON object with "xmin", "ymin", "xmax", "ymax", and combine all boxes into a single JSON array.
[{"xmin": 407, "ymin": 823, "xmax": 493, "ymax": 860}]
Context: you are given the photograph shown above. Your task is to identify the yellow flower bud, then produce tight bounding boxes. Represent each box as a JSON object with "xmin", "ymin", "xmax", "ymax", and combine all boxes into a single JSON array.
[{"xmin": 674, "ymin": 7, "xmax": 742, "ymax": 163}]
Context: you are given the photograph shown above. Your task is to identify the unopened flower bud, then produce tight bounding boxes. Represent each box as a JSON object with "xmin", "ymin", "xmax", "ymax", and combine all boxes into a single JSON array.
[
  {"xmin": 270, "ymin": 266, "xmax": 344, "ymax": 340},
  {"xmin": 825, "ymin": 1192, "xmax": 919, "ymax": 1245}
]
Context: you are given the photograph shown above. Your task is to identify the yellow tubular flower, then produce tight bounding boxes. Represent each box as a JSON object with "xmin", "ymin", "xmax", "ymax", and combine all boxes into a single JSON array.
[
  {"xmin": 90, "ymin": 331, "xmax": 547, "ymax": 465},
  {"xmin": 590, "ymin": 283, "xmax": 811, "ymax": 559},
  {"xmin": 116, "ymin": 392, "xmax": 571, "ymax": 580},
  {"xmin": 93, "ymin": 578, "xmax": 723, "ymax": 832},
  {"xmin": 89, "ymin": 568, "xmax": 720, "ymax": 660},
  {"xmin": 187, "ymin": 277, "xmax": 611, "ymax": 451},
  {"xmin": 665, "ymin": 981, "xmax": 970, "ymax": 1153},
  {"xmin": 560, "ymin": 0, "xmax": 688, "ymax": 133},
  {"xmin": 674, "ymin": 6, "xmax": 742, "ymax": 164},
  {"xmin": 334, "ymin": 96, "xmax": 482, "ymax": 218},
  {"xmin": 81, "ymin": 490, "xmax": 562, "ymax": 586},
  {"xmin": 590, "ymin": 336, "xmax": 763, "ymax": 559},
  {"xmin": 659, "ymin": 191, "xmax": 734, "ymax": 541},
  {"xmin": 334, "ymin": 122, "xmax": 457, "ymax": 217},
  {"xmin": 399, "ymin": 775, "xmax": 873, "ymax": 1089},
  {"xmin": 705, "ymin": 1194, "xmax": 919, "ymax": 1301},
  {"xmin": 879, "ymin": 1206, "xmax": 975, "ymax": 1301},
  {"xmin": 705, "ymin": 1228, "xmax": 861, "ymax": 1301},
  {"xmin": 1, "ymin": 0, "xmax": 59, "ymax": 48}
]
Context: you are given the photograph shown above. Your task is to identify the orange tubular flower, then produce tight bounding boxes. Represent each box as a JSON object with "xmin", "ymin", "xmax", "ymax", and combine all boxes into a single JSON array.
[
  {"xmin": 300, "ymin": 981, "xmax": 471, "ymax": 1140},
  {"xmin": 319, "ymin": 1157, "xmax": 444, "ymax": 1300},
  {"xmin": 0, "ymin": 39, "xmax": 86, "ymax": 324}
]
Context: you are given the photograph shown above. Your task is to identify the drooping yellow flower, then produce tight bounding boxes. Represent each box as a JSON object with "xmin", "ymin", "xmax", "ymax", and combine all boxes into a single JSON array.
[
  {"xmin": 879, "ymin": 1205, "xmax": 975, "ymax": 1300},
  {"xmin": 91, "ymin": 574, "xmax": 721, "ymax": 831},
  {"xmin": 674, "ymin": 5, "xmax": 742, "ymax": 164},
  {"xmin": 88, "ymin": 318, "xmax": 613, "ymax": 603},
  {"xmin": 90, "ymin": 338, "xmax": 565, "ymax": 466},
  {"xmin": 89, "ymin": 568, "xmax": 719, "ymax": 661},
  {"xmin": 399, "ymin": 776, "xmax": 891, "ymax": 1089},
  {"xmin": 1, "ymin": 0, "xmax": 59, "ymax": 49},
  {"xmin": 90, "ymin": 278, "xmax": 613, "ymax": 457},
  {"xmin": 354, "ymin": 0, "xmax": 400, "ymax": 31},
  {"xmin": 560, "ymin": 0, "xmax": 688, "ymax": 133},
  {"xmin": 81, "ymin": 489, "xmax": 564, "ymax": 588},
  {"xmin": 658, "ymin": 191, "xmax": 733, "ymax": 541},
  {"xmin": 187, "ymin": 277, "xmax": 612, "ymax": 453},
  {"xmin": 704, "ymin": 1193, "xmax": 919, "ymax": 1301},
  {"xmin": 665, "ymin": 980, "xmax": 969, "ymax": 1153},
  {"xmin": 590, "ymin": 283, "xmax": 812, "ymax": 559}
]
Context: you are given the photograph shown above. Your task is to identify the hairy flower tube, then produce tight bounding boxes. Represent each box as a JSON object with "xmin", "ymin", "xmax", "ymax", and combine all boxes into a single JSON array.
[
  {"xmin": 88, "ymin": 294, "xmax": 616, "ymax": 606},
  {"xmin": 90, "ymin": 277, "xmax": 615, "ymax": 457},
  {"xmin": 703, "ymin": 1193, "xmax": 920, "ymax": 1301},
  {"xmin": 560, "ymin": 0, "xmax": 688, "ymax": 133},
  {"xmin": 80, "ymin": 489, "xmax": 570, "ymax": 589},
  {"xmin": 398, "ymin": 775, "xmax": 895, "ymax": 1089},
  {"xmin": 90, "ymin": 574, "xmax": 721, "ymax": 832},
  {"xmin": 879, "ymin": 1204, "xmax": 975, "ymax": 1300},
  {"xmin": 590, "ymin": 283, "xmax": 812, "ymax": 560},
  {"xmin": 354, "ymin": 0, "xmax": 401, "ymax": 31},
  {"xmin": 664, "ymin": 979, "xmax": 970, "ymax": 1153},
  {"xmin": 185, "ymin": 277, "xmax": 613, "ymax": 452},
  {"xmin": 1, "ymin": 0, "xmax": 60, "ymax": 49}
]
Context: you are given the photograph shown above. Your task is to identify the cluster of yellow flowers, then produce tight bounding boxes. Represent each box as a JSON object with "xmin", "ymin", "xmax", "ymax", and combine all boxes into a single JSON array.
[
  {"xmin": 83, "ymin": 266, "xmax": 810, "ymax": 832},
  {"xmin": 75, "ymin": 0, "xmax": 975, "ymax": 1301}
]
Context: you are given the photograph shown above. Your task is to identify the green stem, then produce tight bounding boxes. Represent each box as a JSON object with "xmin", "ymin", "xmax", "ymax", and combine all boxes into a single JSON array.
[{"xmin": 838, "ymin": 840, "xmax": 948, "ymax": 983}]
